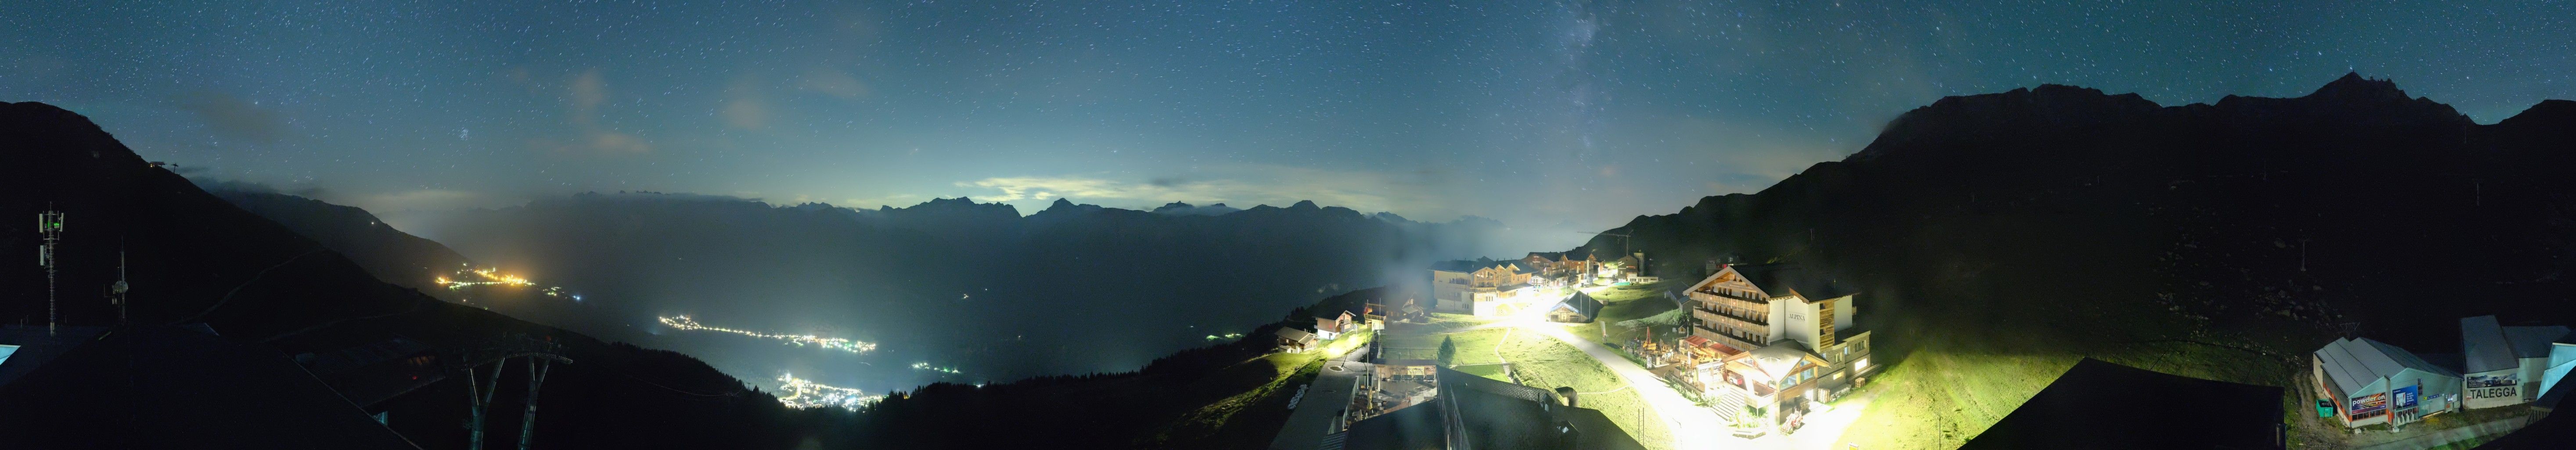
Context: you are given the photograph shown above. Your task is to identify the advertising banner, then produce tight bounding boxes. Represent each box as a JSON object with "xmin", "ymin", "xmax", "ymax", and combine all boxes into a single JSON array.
[
  {"xmin": 2349, "ymin": 392, "xmax": 2389, "ymax": 418},
  {"xmin": 2393, "ymin": 385, "xmax": 2419, "ymax": 410},
  {"xmin": 2467, "ymin": 373, "xmax": 2522, "ymax": 403}
]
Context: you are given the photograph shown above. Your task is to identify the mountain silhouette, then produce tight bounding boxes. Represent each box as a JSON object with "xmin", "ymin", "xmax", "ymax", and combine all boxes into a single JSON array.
[
  {"xmin": 0, "ymin": 101, "xmax": 807, "ymax": 449},
  {"xmin": 1568, "ymin": 73, "xmax": 2576, "ymax": 447},
  {"xmin": 331, "ymin": 187, "xmax": 1502, "ymax": 387}
]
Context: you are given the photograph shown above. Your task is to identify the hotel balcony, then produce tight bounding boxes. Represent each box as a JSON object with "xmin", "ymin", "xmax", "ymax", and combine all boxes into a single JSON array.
[
  {"xmin": 1688, "ymin": 290, "xmax": 1770, "ymax": 312},
  {"xmin": 1690, "ymin": 324, "xmax": 1764, "ymax": 354},
  {"xmin": 1693, "ymin": 304, "xmax": 1768, "ymax": 327}
]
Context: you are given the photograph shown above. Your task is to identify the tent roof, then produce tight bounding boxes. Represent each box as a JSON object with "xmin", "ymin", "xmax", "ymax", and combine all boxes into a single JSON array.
[
  {"xmin": 2464, "ymin": 316, "xmax": 2522, "ymax": 374},
  {"xmin": 2502, "ymin": 325, "xmax": 2570, "ymax": 359},
  {"xmin": 2315, "ymin": 337, "xmax": 2455, "ymax": 395}
]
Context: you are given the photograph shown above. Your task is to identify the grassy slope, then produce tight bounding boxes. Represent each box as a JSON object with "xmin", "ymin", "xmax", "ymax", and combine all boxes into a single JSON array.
[{"xmin": 1382, "ymin": 313, "xmax": 1674, "ymax": 450}]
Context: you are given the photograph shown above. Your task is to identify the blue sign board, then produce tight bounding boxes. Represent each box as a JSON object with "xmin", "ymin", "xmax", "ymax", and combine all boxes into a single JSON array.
[{"xmin": 2393, "ymin": 385, "xmax": 2419, "ymax": 410}]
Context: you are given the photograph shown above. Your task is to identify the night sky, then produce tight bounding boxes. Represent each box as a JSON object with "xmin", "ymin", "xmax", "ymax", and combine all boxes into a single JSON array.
[{"xmin": 6, "ymin": 0, "xmax": 2572, "ymax": 250}]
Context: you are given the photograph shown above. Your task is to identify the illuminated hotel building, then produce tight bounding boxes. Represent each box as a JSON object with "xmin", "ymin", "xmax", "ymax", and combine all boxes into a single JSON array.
[{"xmin": 1670, "ymin": 263, "xmax": 1874, "ymax": 427}]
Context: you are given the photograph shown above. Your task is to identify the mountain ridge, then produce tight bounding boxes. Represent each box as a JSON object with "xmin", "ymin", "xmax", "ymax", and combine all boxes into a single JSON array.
[
  {"xmin": 1569, "ymin": 73, "xmax": 2576, "ymax": 448},
  {"xmin": 0, "ymin": 101, "xmax": 808, "ymax": 450}
]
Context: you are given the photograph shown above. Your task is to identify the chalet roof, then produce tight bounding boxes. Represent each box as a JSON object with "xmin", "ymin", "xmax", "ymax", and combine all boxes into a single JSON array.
[
  {"xmin": 1553, "ymin": 292, "xmax": 1605, "ymax": 318},
  {"xmin": 2463, "ymin": 316, "xmax": 2522, "ymax": 374},
  {"xmin": 2503, "ymin": 325, "xmax": 2571, "ymax": 359},
  {"xmin": 1680, "ymin": 336, "xmax": 1745, "ymax": 356},
  {"xmin": 1276, "ymin": 328, "xmax": 1315, "ymax": 342},
  {"xmin": 1739, "ymin": 340, "xmax": 1827, "ymax": 380},
  {"xmin": 1728, "ymin": 263, "xmax": 1858, "ymax": 301},
  {"xmin": 2314, "ymin": 337, "xmax": 2455, "ymax": 396},
  {"xmin": 1316, "ymin": 317, "xmax": 1354, "ymax": 333},
  {"xmin": 1433, "ymin": 260, "xmax": 1534, "ymax": 274},
  {"xmin": 1432, "ymin": 260, "xmax": 1481, "ymax": 272}
]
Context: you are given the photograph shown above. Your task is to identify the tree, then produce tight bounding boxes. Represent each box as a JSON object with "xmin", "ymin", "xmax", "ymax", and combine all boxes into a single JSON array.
[{"xmin": 1437, "ymin": 336, "xmax": 1458, "ymax": 366}]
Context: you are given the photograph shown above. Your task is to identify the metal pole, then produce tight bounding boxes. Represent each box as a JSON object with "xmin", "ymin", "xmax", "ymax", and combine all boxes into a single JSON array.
[
  {"xmin": 471, "ymin": 358, "xmax": 506, "ymax": 450},
  {"xmin": 40, "ymin": 208, "xmax": 64, "ymax": 336},
  {"xmin": 518, "ymin": 359, "xmax": 550, "ymax": 450},
  {"xmin": 464, "ymin": 366, "xmax": 482, "ymax": 448}
]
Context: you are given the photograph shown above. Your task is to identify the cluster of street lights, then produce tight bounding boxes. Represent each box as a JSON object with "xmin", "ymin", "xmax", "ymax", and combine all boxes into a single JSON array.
[
  {"xmin": 657, "ymin": 315, "xmax": 879, "ymax": 353},
  {"xmin": 776, "ymin": 373, "xmax": 881, "ymax": 411}
]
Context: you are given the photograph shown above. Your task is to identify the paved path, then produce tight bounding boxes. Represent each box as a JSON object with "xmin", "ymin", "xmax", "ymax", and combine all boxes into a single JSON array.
[
  {"xmin": 1267, "ymin": 358, "xmax": 1367, "ymax": 450},
  {"xmin": 2352, "ymin": 415, "xmax": 2529, "ymax": 450},
  {"xmin": 1531, "ymin": 325, "xmax": 1723, "ymax": 450},
  {"xmin": 1756, "ymin": 389, "xmax": 1875, "ymax": 450}
]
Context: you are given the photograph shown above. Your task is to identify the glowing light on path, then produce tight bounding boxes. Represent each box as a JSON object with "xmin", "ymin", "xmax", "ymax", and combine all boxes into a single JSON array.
[
  {"xmin": 910, "ymin": 362, "xmax": 962, "ymax": 375},
  {"xmin": 1203, "ymin": 332, "xmax": 1245, "ymax": 341},
  {"xmin": 777, "ymin": 373, "xmax": 881, "ymax": 411},
  {"xmin": 658, "ymin": 315, "xmax": 878, "ymax": 353}
]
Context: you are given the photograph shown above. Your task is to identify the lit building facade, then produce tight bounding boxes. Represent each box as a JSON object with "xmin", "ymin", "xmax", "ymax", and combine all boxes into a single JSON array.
[{"xmin": 1670, "ymin": 264, "xmax": 1874, "ymax": 427}]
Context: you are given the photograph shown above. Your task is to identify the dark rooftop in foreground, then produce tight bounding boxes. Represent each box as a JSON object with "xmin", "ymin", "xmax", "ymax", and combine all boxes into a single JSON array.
[
  {"xmin": 0, "ymin": 326, "xmax": 418, "ymax": 450},
  {"xmin": 1341, "ymin": 367, "xmax": 1644, "ymax": 450},
  {"xmin": 1958, "ymin": 358, "xmax": 2282, "ymax": 450}
]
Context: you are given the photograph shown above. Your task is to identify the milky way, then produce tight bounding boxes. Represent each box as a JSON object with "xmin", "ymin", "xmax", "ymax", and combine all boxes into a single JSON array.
[{"xmin": 4, "ymin": 0, "xmax": 2571, "ymax": 248}]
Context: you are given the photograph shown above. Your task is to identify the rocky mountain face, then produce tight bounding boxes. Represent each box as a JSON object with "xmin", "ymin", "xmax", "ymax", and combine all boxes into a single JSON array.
[
  {"xmin": 1579, "ymin": 73, "xmax": 2576, "ymax": 363},
  {"xmin": 0, "ymin": 102, "xmax": 808, "ymax": 449}
]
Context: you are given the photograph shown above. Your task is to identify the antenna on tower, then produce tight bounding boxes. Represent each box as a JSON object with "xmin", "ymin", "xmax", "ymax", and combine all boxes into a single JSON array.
[
  {"xmin": 114, "ymin": 243, "xmax": 130, "ymax": 325},
  {"xmin": 38, "ymin": 204, "xmax": 66, "ymax": 336}
]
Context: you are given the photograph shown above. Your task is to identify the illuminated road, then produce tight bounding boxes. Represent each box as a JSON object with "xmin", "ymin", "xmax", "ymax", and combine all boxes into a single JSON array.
[{"xmin": 1530, "ymin": 325, "xmax": 1723, "ymax": 450}]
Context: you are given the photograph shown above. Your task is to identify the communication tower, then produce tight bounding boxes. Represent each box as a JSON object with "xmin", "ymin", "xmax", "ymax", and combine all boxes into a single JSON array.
[{"xmin": 38, "ymin": 207, "xmax": 65, "ymax": 335}]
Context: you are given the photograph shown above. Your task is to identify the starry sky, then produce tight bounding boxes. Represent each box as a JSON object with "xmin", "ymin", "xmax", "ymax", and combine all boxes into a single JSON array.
[{"xmin": 6, "ymin": 0, "xmax": 2573, "ymax": 250}]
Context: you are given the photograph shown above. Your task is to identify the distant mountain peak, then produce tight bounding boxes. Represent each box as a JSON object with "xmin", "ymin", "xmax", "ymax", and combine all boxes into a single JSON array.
[
  {"xmin": 1151, "ymin": 201, "xmax": 1242, "ymax": 216},
  {"xmin": 2307, "ymin": 72, "xmax": 2408, "ymax": 102}
]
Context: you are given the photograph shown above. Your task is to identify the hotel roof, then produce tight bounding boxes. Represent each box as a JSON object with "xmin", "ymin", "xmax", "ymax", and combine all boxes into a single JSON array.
[{"xmin": 1728, "ymin": 263, "xmax": 1857, "ymax": 301}]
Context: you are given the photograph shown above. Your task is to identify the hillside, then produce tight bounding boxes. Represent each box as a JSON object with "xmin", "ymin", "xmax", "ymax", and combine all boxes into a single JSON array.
[
  {"xmin": 400, "ymin": 188, "xmax": 1503, "ymax": 388},
  {"xmin": 1568, "ymin": 73, "xmax": 2576, "ymax": 448},
  {"xmin": 0, "ymin": 101, "xmax": 810, "ymax": 449},
  {"xmin": 189, "ymin": 178, "xmax": 1414, "ymax": 449},
  {"xmin": 211, "ymin": 189, "xmax": 476, "ymax": 297}
]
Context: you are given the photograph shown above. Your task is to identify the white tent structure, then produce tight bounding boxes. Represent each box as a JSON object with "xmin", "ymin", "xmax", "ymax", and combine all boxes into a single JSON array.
[{"xmin": 2313, "ymin": 337, "xmax": 2460, "ymax": 428}]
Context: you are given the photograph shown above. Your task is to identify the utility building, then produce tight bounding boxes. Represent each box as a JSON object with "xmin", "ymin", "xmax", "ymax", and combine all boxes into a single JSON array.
[
  {"xmin": 2313, "ymin": 337, "xmax": 2460, "ymax": 428},
  {"xmin": 2459, "ymin": 316, "xmax": 2570, "ymax": 408}
]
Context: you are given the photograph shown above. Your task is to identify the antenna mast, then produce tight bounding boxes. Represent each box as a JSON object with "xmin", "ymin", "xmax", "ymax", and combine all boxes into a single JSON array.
[
  {"xmin": 38, "ymin": 206, "xmax": 65, "ymax": 335},
  {"xmin": 115, "ymin": 244, "xmax": 129, "ymax": 324}
]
